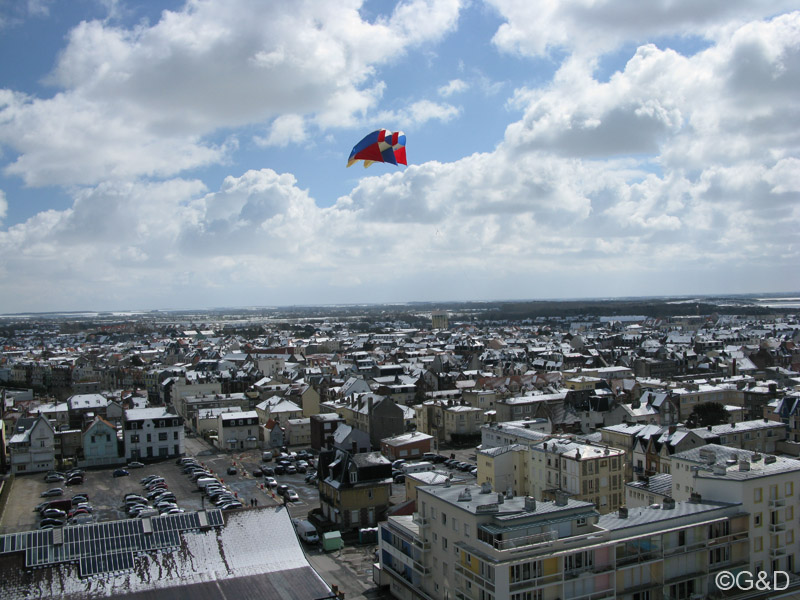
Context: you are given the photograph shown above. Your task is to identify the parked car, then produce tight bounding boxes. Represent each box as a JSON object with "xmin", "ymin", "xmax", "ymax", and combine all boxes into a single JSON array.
[
  {"xmin": 44, "ymin": 473, "xmax": 65, "ymax": 483},
  {"xmin": 286, "ymin": 465, "xmax": 297, "ymax": 475},
  {"xmin": 262, "ymin": 466, "xmax": 275, "ymax": 476},
  {"xmin": 295, "ymin": 461, "xmax": 308, "ymax": 473},
  {"xmin": 273, "ymin": 464, "xmax": 286, "ymax": 475},
  {"xmin": 252, "ymin": 468, "xmax": 263, "ymax": 477},
  {"xmin": 227, "ymin": 466, "xmax": 238, "ymax": 475},
  {"xmin": 393, "ymin": 474, "xmax": 406, "ymax": 483},
  {"xmin": 276, "ymin": 484, "xmax": 289, "ymax": 497},
  {"xmin": 66, "ymin": 475, "xmax": 84, "ymax": 485},
  {"xmin": 284, "ymin": 489, "xmax": 300, "ymax": 502},
  {"xmin": 392, "ymin": 459, "xmax": 407, "ymax": 469},
  {"xmin": 40, "ymin": 518, "xmax": 64, "ymax": 528},
  {"xmin": 304, "ymin": 471, "xmax": 317, "ymax": 484},
  {"xmin": 127, "ymin": 461, "xmax": 145, "ymax": 469},
  {"xmin": 42, "ymin": 508, "xmax": 67, "ymax": 519},
  {"xmin": 219, "ymin": 501, "xmax": 243, "ymax": 510},
  {"xmin": 112, "ymin": 468, "xmax": 129, "ymax": 478},
  {"xmin": 264, "ymin": 476, "xmax": 278, "ymax": 488},
  {"xmin": 41, "ymin": 488, "xmax": 64, "ymax": 497}
]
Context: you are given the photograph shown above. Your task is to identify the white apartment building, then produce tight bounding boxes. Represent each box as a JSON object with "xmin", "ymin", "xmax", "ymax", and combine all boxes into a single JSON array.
[
  {"xmin": 378, "ymin": 481, "xmax": 761, "ymax": 600},
  {"xmin": 671, "ymin": 444, "xmax": 800, "ymax": 576},
  {"xmin": 123, "ymin": 407, "xmax": 184, "ymax": 460},
  {"xmin": 477, "ymin": 439, "xmax": 626, "ymax": 515},
  {"xmin": 217, "ymin": 410, "xmax": 259, "ymax": 451}
]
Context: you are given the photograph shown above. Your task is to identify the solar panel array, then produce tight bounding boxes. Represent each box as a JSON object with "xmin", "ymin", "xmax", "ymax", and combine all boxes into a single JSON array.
[{"xmin": 0, "ymin": 509, "xmax": 223, "ymax": 578}]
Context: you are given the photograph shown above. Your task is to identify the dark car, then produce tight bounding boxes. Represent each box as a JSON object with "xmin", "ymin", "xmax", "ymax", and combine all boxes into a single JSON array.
[
  {"xmin": 273, "ymin": 464, "xmax": 286, "ymax": 475},
  {"xmin": 276, "ymin": 484, "xmax": 289, "ymax": 497},
  {"xmin": 71, "ymin": 494, "xmax": 90, "ymax": 505},
  {"xmin": 66, "ymin": 476, "xmax": 84, "ymax": 486},
  {"xmin": 262, "ymin": 466, "xmax": 275, "ymax": 476},
  {"xmin": 393, "ymin": 474, "xmax": 406, "ymax": 483},
  {"xmin": 227, "ymin": 466, "xmax": 238, "ymax": 475},
  {"xmin": 41, "ymin": 488, "xmax": 64, "ymax": 497},
  {"xmin": 40, "ymin": 518, "xmax": 65, "ymax": 528},
  {"xmin": 112, "ymin": 468, "xmax": 130, "ymax": 478},
  {"xmin": 252, "ymin": 468, "xmax": 263, "ymax": 477}
]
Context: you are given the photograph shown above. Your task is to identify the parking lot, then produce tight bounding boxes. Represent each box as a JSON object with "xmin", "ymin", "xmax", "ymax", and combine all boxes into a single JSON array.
[{"xmin": 0, "ymin": 440, "xmax": 325, "ymax": 534}]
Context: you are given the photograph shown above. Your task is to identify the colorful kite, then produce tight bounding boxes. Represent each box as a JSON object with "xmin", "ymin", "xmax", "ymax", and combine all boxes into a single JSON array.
[{"xmin": 347, "ymin": 129, "xmax": 407, "ymax": 168}]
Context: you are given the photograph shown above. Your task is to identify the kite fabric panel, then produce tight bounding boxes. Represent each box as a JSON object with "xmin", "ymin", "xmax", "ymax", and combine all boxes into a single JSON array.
[{"xmin": 347, "ymin": 129, "xmax": 407, "ymax": 168}]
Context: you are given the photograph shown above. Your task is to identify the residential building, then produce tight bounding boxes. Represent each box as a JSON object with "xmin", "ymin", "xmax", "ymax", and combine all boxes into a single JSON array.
[
  {"xmin": 381, "ymin": 431, "xmax": 434, "ymax": 462},
  {"xmin": 310, "ymin": 412, "xmax": 345, "ymax": 450},
  {"xmin": 9, "ymin": 415, "xmax": 55, "ymax": 474},
  {"xmin": 123, "ymin": 407, "xmax": 184, "ymax": 461},
  {"xmin": 378, "ymin": 481, "xmax": 752, "ymax": 600},
  {"xmin": 284, "ymin": 417, "xmax": 311, "ymax": 446},
  {"xmin": 80, "ymin": 415, "xmax": 121, "ymax": 468},
  {"xmin": 671, "ymin": 444, "xmax": 800, "ymax": 577},
  {"xmin": 217, "ymin": 410, "xmax": 259, "ymax": 451},
  {"xmin": 315, "ymin": 448, "xmax": 393, "ymax": 532}
]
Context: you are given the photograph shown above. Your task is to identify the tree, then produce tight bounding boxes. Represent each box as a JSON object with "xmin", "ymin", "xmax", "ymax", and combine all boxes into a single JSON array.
[{"xmin": 686, "ymin": 402, "xmax": 730, "ymax": 429}]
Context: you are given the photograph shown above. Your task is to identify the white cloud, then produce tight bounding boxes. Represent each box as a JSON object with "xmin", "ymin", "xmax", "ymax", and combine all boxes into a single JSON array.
[
  {"xmin": 438, "ymin": 78, "xmax": 469, "ymax": 97},
  {"xmin": 0, "ymin": 0, "xmax": 463, "ymax": 186},
  {"xmin": 486, "ymin": 0, "xmax": 799, "ymax": 57},
  {"xmin": 376, "ymin": 99, "xmax": 461, "ymax": 128},
  {"xmin": 255, "ymin": 114, "xmax": 308, "ymax": 148},
  {"xmin": 0, "ymin": 189, "xmax": 7, "ymax": 225}
]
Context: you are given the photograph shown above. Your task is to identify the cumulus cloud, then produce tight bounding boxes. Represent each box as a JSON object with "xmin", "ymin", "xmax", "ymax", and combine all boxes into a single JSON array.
[
  {"xmin": 0, "ymin": 0, "xmax": 463, "ymax": 186},
  {"xmin": 439, "ymin": 78, "xmax": 469, "ymax": 97},
  {"xmin": 486, "ymin": 0, "xmax": 799, "ymax": 57},
  {"xmin": 0, "ymin": 2, "xmax": 798, "ymax": 311},
  {"xmin": 376, "ymin": 100, "xmax": 461, "ymax": 128}
]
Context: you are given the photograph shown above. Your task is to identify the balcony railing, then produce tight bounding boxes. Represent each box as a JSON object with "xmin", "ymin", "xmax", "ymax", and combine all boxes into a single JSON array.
[
  {"xmin": 494, "ymin": 530, "xmax": 557, "ymax": 551},
  {"xmin": 770, "ymin": 497, "xmax": 786, "ymax": 507},
  {"xmin": 616, "ymin": 551, "xmax": 661, "ymax": 567}
]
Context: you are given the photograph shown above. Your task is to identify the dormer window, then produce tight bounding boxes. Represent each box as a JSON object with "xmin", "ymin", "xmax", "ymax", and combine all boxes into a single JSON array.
[{"xmin": 349, "ymin": 470, "xmax": 358, "ymax": 483}]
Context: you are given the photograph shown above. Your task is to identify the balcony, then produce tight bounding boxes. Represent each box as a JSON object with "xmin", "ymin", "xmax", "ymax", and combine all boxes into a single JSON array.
[
  {"xmin": 494, "ymin": 530, "xmax": 557, "ymax": 551},
  {"xmin": 770, "ymin": 497, "xmax": 786, "ymax": 507},
  {"xmin": 616, "ymin": 551, "xmax": 661, "ymax": 567},
  {"xmin": 770, "ymin": 523, "xmax": 786, "ymax": 533}
]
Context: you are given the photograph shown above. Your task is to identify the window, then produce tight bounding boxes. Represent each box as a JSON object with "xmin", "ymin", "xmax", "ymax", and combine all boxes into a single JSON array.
[
  {"xmin": 755, "ymin": 488, "xmax": 763, "ymax": 503},
  {"xmin": 464, "ymin": 523, "xmax": 470, "ymax": 537},
  {"xmin": 131, "ymin": 435, "xmax": 140, "ymax": 443},
  {"xmin": 453, "ymin": 517, "xmax": 459, "ymax": 531},
  {"xmin": 787, "ymin": 482, "xmax": 794, "ymax": 497},
  {"xmin": 147, "ymin": 434, "xmax": 152, "ymax": 443},
  {"xmin": 173, "ymin": 431, "xmax": 178, "ymax": 440},
  {"xmin": 755, "ymin": 513, "xmax": 762, "ymax": 527},
  {"xmin": 755, "ymin": 537, "xmax": 763, "ymax": 552},
  {"xmin": 442, "ymin": 512, "xmax": 447, "ymax": 525},
  {"xmin": 443, "ymin": 537, "xmax": 448, "ymax": 550},
  {"xmin": 158, "ymin": 432, "xmax": 168, "ymax": 441}
]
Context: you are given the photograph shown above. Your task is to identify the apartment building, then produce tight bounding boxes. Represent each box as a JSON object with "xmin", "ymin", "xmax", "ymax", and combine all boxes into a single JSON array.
[
  {"xmin": 671, "ymin": 444, "xmax": 800, "ymax": 576},
  {"xmin": 529, "ymin": 439, "xmax": 626, "ymax": 514},
  {"xmin": 217, "ymin": 410, "xmax": 259, "ymax": 451},
  {"xmin": 123, "ymin": 407, "xmax": 184, "ymax": 460},
  {"xmin": 9, "ymin": 414, "xmax": 55, "ymax": 474},
  {"xmin": 689, "ymin": 419, "xmax": 787, "ymax": 454},
  {"xmin": 477, "ymin": 439, "xmax": 626, "ymax": 515},
  {"xmin": 378, "ymin": 481, "xmax": 753, "ymax": 600},
  {"xmin": 480, "ymin": 420, "xmax": 550, "ymax": 450}
]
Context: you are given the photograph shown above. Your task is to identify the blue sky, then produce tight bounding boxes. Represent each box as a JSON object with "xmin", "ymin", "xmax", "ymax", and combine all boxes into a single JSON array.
[{"xmin": 0, "ymin": 0, "xmax": 798, "ymax": 313}]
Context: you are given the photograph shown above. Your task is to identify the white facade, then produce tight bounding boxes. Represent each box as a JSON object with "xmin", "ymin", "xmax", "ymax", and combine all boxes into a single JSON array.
[
  {"xmin": 672, "ymin": 444, "xmax": 800, "ymax": 576},
  {"xmin": 9, "ymin": 415, "xmax": 55, "ymax": 474},
  {"xmin": 123, "ymin": 407, "xmax": 184, "ymax": 460},
  {"xmin": 218, "ymin": 410, "xmax": 259, "ymax": 451}
]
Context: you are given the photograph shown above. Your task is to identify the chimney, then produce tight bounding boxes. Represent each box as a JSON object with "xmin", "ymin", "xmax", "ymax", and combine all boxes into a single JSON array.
[
  {"xmin": 497, "ymin": 492, "xmax": 504, "ymax": 504},
  {"xmin": 618, "ymin": 506, "xmax": 628, "ymax": 518},
  {"xmin": 690, "ymin": 492, "xmax": 702, "ymax": 503},
  {"xmin": 668, "ymin": 425, "xmax": 677, "ymax": 436},
  {"xmin": 524, "ymin": 496, "xmax": 537, "ymax": 512},
  {"xmin": 555, "ymin": 491, "xmax": 568, "ymax": 506},
  {"xmin": 662, "ymin": 497, "xmax": 676, "ymax": 510},
  {"xmin": 739, "ymin": 460, "xmax": 750, "ymax": 472}
]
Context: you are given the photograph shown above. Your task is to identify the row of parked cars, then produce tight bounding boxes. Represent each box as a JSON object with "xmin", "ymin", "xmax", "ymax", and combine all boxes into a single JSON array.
[
  {"xmin": 35, "ymin": 492, "xmax": 93, "ymax": 529},
  {"xmin": 178, "ymin": 457, "xmax": 243, "ymax": 510},
  {"xmin": 43, "ymin": 467, "xmax": 85, "ymax": 486},
  {"xmin": 123, "ymin": 474, "xmax": 185, "ymax": 518}
]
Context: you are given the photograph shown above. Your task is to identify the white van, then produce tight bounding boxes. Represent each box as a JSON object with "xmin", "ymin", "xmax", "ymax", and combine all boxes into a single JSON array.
[
  {"xmin": 262, "ymin": 451, "xmax": 273, "ymax": 462},
  {"xmin": 293, "ymin": 519, "xmax": 319, "ymax": 544},
  {"xmin": 196, "ymin": 477, "xmax": 219, "ymax": 490},
  {"xmin": 401, "ymin": 461, "xmax": 435, "ymax": 474}
]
